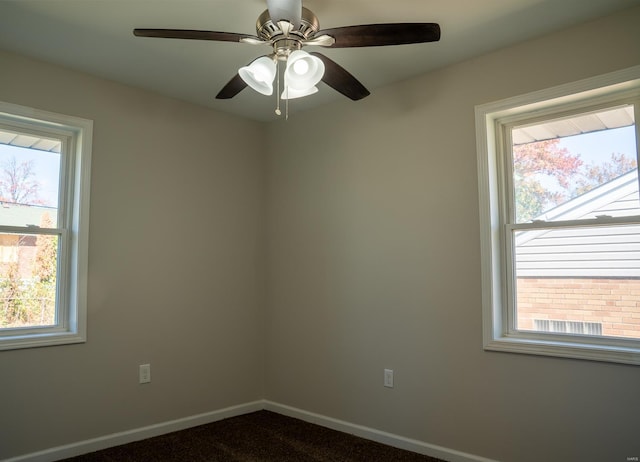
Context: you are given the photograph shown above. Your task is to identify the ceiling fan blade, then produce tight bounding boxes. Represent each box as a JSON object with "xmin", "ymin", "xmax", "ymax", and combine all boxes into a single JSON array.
[
  {"xmin": 216, "ymin": 74, "xmax": 248, "ymax": 99},
  {"xmin": 134, "ymin": 29, "xmax": 261, "ymax": 43},
  {"xmin": 267, "ymin": 0, "xmax": 302, "ymax": 26},
  {"xmin": 316, "ymin": 23, "xmax": 440, "ymax": 48},
  {"xmin": 309, "ymin": 52, "xmax": 370, "ymax": 101}
]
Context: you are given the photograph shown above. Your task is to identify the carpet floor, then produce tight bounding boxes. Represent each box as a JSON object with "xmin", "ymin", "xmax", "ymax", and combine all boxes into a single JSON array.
[{"xmin": 59, "ymin": 410, "xmax": 447, "ymax": 462}]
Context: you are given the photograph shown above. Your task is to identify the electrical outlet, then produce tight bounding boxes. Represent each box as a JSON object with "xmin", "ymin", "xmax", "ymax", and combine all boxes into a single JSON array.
[
  {"xmin": 384, "ymin": 369, "xmax": 394, "ymax": 388},
  {"xmin": 139, "ymin": 364, "xmax": 151, "ymax": 384}
]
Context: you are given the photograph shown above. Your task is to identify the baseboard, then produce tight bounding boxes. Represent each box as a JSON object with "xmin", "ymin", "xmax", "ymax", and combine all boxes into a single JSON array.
[
  {"xmin": 263, "ymin": 401, "xmax": 498, "ymax": 462},
  {"xmin": 3, "ymin": 400, "xmax": 264, "ymax": 462},
  {"xmin": 5, "ymin": 399, "xmax": 495, "ymax": 462}
]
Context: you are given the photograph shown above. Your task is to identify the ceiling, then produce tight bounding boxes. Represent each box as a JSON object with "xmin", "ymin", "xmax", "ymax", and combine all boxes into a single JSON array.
[{"xmin": 1, "ymin": 0, "xmax": 639, "ymax": 122}]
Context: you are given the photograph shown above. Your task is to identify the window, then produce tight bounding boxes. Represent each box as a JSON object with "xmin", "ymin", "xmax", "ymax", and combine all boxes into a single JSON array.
[
  {"xmin": 476, "ymin": 66, "xmax": 640, "ymax": 365},
  {"xmin": 0, "ymin": 101, "xmax": 92, "ymax": 350}
]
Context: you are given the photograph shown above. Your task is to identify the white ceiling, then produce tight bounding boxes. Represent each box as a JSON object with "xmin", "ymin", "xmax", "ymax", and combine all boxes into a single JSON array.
[{"xmin": 1, "ymin": 0, "xmax": 639, "ymax": 122}]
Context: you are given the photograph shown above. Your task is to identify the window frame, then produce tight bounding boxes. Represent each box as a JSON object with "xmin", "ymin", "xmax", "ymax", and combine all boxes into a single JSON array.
[
  {"xmin": 0, "ymin": 101, "xmax": 92, "ymax": 350},
  {"xmin": 476, "ymin": 66, "xmax": 640, "ymax": 365}
]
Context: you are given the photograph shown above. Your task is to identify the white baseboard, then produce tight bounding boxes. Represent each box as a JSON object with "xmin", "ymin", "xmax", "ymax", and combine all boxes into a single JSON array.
[
  {"xmin": 263, "ymin": 401, "xmax": 498, "ymax": 462},
  {"xmin": 5, "ymin": 399, "xmax": 495, "ymax": 462},
  {"xmin": 3, "ymin": 401, "xmax": 264, "ymax": 462}
]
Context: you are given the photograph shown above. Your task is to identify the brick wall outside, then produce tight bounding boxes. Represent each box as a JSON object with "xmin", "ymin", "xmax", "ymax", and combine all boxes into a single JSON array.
[{"xmin": 517, "ymin": 278, "xmax": 640, "ymax": 339}]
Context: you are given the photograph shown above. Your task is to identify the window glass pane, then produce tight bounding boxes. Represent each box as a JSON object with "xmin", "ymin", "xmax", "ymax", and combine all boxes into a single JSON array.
[
  {"xmin": 512, "ymin": 106, "xmax": 637, "ymax": 223},
  {"xmin": 0, "ymin": 129, "xmax": 61, "ymax": 227},
  {"xmin": 0, "ymin": 232, "xmax": 58, "ymax": 329},
  {"xmin": 514, "ymin": 224, "xmax": 640, "ymax": 340}
]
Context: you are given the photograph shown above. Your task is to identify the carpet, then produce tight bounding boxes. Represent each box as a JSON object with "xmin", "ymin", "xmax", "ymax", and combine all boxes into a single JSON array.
[{"xmin": 59, "ymin": 410, "xmax": 447, "ymax": 461}]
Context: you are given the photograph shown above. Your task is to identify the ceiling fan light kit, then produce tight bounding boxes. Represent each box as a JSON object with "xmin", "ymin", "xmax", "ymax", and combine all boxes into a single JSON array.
[
  {"xmin": 281, "ymin": 86, "xmax": 318, "ymax": 100},
  {"xmin": 283, "ymin": 50, "xmax": 325, "ymax": 90},
  {"xmin": 238, "ymin": 56, "xmax": 277, "ymax": 95},
  {"xmin": 133, "ymin": 0, "xmax": 440, "ymax": 118}
]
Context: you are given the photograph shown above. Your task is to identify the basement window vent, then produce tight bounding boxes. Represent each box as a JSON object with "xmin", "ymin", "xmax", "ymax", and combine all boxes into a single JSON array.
[{"xmin": 534, "ymin": 320, "xmax": 603, "ymax": 336}]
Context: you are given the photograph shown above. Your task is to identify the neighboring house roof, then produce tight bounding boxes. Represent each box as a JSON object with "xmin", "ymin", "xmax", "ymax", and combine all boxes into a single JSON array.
[
  {"xmin": 516, "ymin": 169, "xmax": 640, "ymax": 277},
  {"xmin": 512, "ymin": 106, "xmax": 635, "ymax": 145},
  {"xmin": 0, "ymin": 202, "xmax": 56, "ymax": 228},
  {"xmin": 0, "ymin": 129, "xmax": 61, "ymax": 153}
]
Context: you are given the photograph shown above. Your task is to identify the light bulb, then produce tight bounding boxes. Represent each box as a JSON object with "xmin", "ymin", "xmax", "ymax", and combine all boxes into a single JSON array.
[{"xmin": 293, "ymin": 59, "xmax": 309, "ymax": 76}]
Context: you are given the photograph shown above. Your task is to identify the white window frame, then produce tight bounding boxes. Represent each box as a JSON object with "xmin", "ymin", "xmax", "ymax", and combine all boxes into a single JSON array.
[
  {"xmin": 476, "ymin": 66, "xmax": 640, "ymax": 365},
  {"xmin": 0, "ymin": 101, "xmax": 92, "ymax": 350}
]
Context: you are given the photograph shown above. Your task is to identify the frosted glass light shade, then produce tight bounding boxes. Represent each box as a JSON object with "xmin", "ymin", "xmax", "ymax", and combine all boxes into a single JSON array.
[
  {"xmin": 284, "ymin": 50, "xmax": 324, "ymax": 91},
  {"xmin": 281, "ymin": 85, "xmax": 318, "ymax": 100},
  {"xmin": 239, "ymin": 57, "xmax": 277, "ymax": 96}
]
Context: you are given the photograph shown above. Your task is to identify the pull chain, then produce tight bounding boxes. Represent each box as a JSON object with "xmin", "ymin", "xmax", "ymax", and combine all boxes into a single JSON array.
[{"xmin": 275, "ymin": 58, "xmax": 282, "ymax": 116}]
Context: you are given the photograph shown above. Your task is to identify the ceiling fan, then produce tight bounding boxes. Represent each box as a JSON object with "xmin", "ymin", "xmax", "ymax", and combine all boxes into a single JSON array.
[{"xmin": 134, "ymin": 0, "xmax": 440, "ymax": 111}]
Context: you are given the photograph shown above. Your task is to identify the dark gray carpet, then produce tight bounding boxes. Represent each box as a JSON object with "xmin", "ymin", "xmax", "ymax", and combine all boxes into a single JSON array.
[{"xmin": 59, "ymin": 410, "xmax": 447, "ymax": 461}]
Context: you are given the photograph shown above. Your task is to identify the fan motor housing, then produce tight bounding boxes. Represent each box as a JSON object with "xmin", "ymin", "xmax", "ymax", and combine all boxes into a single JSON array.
[{"xmin": 256, "ymin": 7, "xmax": 320, "ymax": 42}]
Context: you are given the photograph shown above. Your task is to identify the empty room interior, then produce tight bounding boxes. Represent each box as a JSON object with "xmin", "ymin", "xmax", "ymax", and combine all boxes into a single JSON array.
[{"xmin": 1, "ymin": 1, "xmax": 640, "ymax": 461}]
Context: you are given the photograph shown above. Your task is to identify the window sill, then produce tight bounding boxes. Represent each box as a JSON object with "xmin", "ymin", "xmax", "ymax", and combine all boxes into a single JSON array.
[
  {"xmin": 484, "ymin": 334, "xmax": 640, "ymax": 365},
  {"xmin": 0, "ymin": 329, "xmax": 86, "ymax": 351}
]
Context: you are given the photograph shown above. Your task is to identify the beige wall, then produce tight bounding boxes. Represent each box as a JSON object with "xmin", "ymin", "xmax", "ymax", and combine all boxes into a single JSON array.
[
  {"xmin": 0, "ymin": 51, "xmax": 266, "ymax": 458},
  {"xmin": 264, "ymin": 6, "xmax": 640, "ymax": 462},
  {"xmin": 1, "ymin": 5, "xmax": 640, "ymax": 462}
]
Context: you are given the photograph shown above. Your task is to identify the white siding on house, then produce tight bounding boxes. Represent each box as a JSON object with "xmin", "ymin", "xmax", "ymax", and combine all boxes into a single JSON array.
[
  {"xmin": 592, "ymin": 190, "xmax": 639, "ymax": 215},
  {"xmin": 516, "ymin": 170, "xmax": 640, "ymax": 277},
  {"xmin": 516, "ymin": 224, "xmax": 640, "ymax": 277}
]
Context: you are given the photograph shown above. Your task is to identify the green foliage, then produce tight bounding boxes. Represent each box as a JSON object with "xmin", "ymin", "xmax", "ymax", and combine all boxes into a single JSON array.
[
  {"xmin": 513, "ymin": 139, "xmax": 582, "ymax": 222},
  {"xmin": 572, "ymin": 153, "xmax": 638, "ymax": 197},
  {"xmin": 0, "ymin": 214, "xmax": 57, "ymax": 328},
  {"xmin": 0, "ymin": 154, "xmax": 56, "ymax": 328},
  {"xmin": 35, "ymin": 214, "xmax": 57, "ymax": 283},
  {"xmin": 0, "ymin": 262, "xmax": 27, "ymax": 327},
  {"xmin": 513, "ymin": 139, "xmax": 637, "ymax": 223}
]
